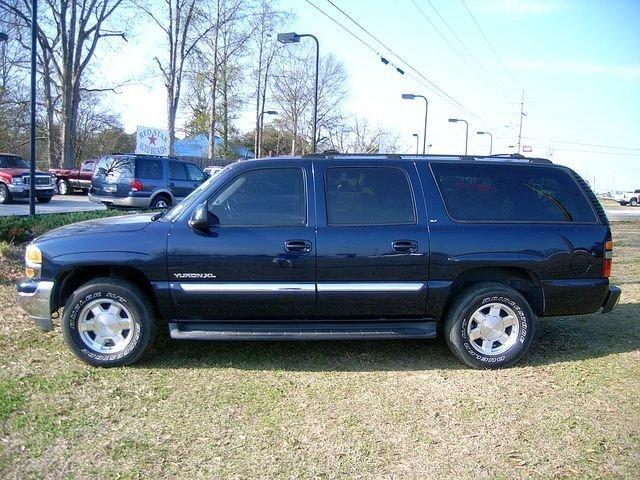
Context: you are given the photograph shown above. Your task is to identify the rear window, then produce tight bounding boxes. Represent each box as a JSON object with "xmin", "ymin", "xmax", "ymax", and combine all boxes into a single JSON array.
[
  {"xmin": 95, "ymin": 156, "xmax": 134, "ymax": 180},
  {"xmin": 431, "ymin": 163, "xmax": 596, "ymax": 223},
  {"xmin": 325, "ymin": 167, "xmax": 416, "ymax": 225}
]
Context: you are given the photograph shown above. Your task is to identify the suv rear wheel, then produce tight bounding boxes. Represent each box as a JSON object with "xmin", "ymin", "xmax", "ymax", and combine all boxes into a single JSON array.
[
  {"xmin": 630, "ymin": 198, "xmax": 638, "ymax": 207},
  {"xmin": 57, "ymin": 178, "xmax": 70, "ymax": 195},
  {"xmin": 61, "ymin": 278, "xmax": 155, "ymax": 367},
  {"xmin": 444, "ymin": 283, "xmax": 535, "ymax": 369},
  {"xmin": 150, "ymin": 194, "xmax": 171, "ymax": 209}
]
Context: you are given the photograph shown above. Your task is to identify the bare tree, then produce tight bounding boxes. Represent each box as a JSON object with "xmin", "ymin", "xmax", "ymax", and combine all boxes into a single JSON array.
[
  {"xmin": 0, "ymin": 0, "xmax": 127, "ymax": 168},
  {"xmin": 137, "ymin": 0, "xmax": 212, "ymax": 155},
  {"xmin": 326, "ymin": 116, "xmax": 400, "ymax": 154}
]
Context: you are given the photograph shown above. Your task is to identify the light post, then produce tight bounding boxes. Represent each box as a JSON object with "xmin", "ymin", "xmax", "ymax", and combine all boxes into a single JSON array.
[
  {"xmin": 257, "ymin": 110, "xmax": 277, "ymax": 158},
  {"xmin": 476, "ymin": 131, "xmax": 493, "ymax": 155},
  {"xmin": 412, "ymin": 133, "xmax": 419, "ymax": 154},
  {"xmin": 448, "ymin": 118, "xmax": 469, "ymax": 155},
  {"xmin": 29, "ymin": 0, "xmax": 37, "ymax": 216},
  {"xmin": 278, "ymin": 32, "xmax": 319, "ymax": 153},
  {"xmin": 402, "ymin": 93, "xmax": 428, "ymax": 154}
]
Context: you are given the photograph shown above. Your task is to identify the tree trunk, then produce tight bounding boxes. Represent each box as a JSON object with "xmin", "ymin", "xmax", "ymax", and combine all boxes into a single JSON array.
[
  {"xmin": 167, "ymin": 89, "xmax": 176, "ymax": 156},
  {"xmin": 222, "ymin": 66, "xmax": 229, "ymax": 156}
]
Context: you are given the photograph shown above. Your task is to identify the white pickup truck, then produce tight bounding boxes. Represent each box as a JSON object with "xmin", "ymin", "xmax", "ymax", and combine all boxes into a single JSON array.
[{"xmin": 617, "ymin": 189, "xmax": 640, "ymax": 206}]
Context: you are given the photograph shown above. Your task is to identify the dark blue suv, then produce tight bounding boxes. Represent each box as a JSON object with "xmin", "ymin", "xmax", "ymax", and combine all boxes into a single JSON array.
[
  {"xmin": 17, "ymin": 154, "xmax": 620, "ymax": 369},
  {"xmin": 88, "ymin": 154, "xmax": 205, "ymax": 209}
]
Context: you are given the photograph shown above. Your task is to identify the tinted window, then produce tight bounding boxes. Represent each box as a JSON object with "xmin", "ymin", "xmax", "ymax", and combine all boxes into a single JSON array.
[
  {"xmin": 137, "ymin": 159, "xmax": 163, "ymax": 180},
  {"xmin": 325, "ymin": 167, "xmax": 415, "ymax": 225},
  {"xmin": 169, "ymin": 161, "xmax": 188, "ymax": 180},
  {"xmin": 0, "ymin": 155, "xmax": 29, "ymax": 168},
  {"xmin": 207, "ymin": 168, "xmax": 306, "ymax": 226},
  {"xmin": 186, "ymin": 163, "xmax": 204, "ymax": 182},
  {"xmin": 95, "ymin": 156, "xmax": 134, "ymax": 180},
  {"xmin": 431, "ymin": 163, "xmax": 596, "ymax": 223}
]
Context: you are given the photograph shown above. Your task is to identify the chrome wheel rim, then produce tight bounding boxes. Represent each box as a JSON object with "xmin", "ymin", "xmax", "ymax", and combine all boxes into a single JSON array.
[
  {"xmin": 154, "ymin": 199, "xmax": 169, "ymax": 208},
  {"xmin": 0, "ymin": 187, "xmax": 6, "ymax": 202},
  {"xmin": 467, "ymin": 302, "xmax": 520, "ymax": 356},
  {"xmin": 58, "ymin": 180, "xmax": 68, "ymax": 195},
  {"xmin": 77, "ymin": 299, "xmax": 135, "ymax": 354}
]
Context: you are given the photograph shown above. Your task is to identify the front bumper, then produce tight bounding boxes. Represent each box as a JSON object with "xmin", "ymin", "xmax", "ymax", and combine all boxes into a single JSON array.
[
  {"xmin": 8, "ymin": 185, "xmax": 55, "ymax": 198},
  {"xmin": 16, "ymin": 279, "xmax": 55, "ymax": 331},
  {"xmin": 88, "ymin": 192, "xmax": 150, "ymax": 208},
  {"xmin": 601, "ymin": 285, "xmax": 621, "ymax": 313}
]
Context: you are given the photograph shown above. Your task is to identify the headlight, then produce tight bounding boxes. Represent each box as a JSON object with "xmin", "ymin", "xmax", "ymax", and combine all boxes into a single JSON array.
[
  {"xmin": 12, "ymin": 176, "xmax": 23, "ymax": 185},
  {"xmin": 25, "ymin": 244, "xmax": 42, "ymax": 278}
]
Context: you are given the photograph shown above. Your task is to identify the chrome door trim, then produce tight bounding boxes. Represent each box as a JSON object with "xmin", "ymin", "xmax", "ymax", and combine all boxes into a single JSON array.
[
  {"xmin": 178, "ymin": 283, "xmax": 315, "ymax": 293},
  {"xmin": 317, "ymin": 282, "xmax": 425, "ymax": 292}
]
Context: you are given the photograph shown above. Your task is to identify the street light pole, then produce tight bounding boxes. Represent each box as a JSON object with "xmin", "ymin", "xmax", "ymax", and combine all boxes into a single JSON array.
[
  {"xmin": 401, "ymin": 93, "xmax": 428, "ymax": 154},
  {"xmin": 257, "ymin": 110, "xmax": 278, "ymax": 158},
  {"xmin": 412, "ymin": 133, "xmax": 419, "ymax": 155},
  {"xmin": 476, "ymin": 131, "xmax": 493, "ymax": 155},
  {"xmin": 448, "ymin": 118, "xmax": 469, "ymax": 155},
  {"xmin": 29, "ymin": 0, "xmax": 37, "ymax": 216},
  {"xmin": 278, "ymin": 32, "xmax": 320, "ymax": 153}
]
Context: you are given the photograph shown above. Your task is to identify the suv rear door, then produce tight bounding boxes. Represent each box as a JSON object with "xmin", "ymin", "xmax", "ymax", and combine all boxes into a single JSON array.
[{"xmin": 314, "ymin": 160, "xmax": 430, "ymax": 318}]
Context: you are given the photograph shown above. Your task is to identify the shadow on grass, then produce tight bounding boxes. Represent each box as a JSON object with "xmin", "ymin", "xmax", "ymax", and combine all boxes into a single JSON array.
[{"xmin": 138, "ymin": 303, "xmax": 640, "ymax": 372}]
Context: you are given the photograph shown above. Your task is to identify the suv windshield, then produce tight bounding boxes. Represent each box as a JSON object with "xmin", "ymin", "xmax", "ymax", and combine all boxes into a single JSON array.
[
  {"xmin": 0, "ymin": 155, "xmax": 29, "ymax": 169},
  {"xmin": 95, "ymin": 156, "xmax": 135, "ymax": 181}
]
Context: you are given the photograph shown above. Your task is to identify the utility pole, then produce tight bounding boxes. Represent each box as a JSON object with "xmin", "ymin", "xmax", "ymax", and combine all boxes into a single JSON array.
[{"xmin": 517, "ymin": 90, "xmax": 525, "ymax": 155}]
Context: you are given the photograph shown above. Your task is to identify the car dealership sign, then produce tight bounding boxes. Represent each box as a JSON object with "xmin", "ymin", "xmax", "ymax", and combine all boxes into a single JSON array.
[{"xmin": 136, "ymin": 126, "xmax": 169, "ymax": 156}]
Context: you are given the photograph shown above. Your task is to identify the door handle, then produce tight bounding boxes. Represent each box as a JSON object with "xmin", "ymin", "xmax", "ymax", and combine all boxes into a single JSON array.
[
  {"xmin": 392, "ymin": 240, "xmax": 418, "ymax": 253},
  {"xmin": 284, "ymin": 239, "xmax": 312, "ymax": 253},
  {"xmin": 169, "ymin": 182, "xmax": 175, "ymax": 187}
]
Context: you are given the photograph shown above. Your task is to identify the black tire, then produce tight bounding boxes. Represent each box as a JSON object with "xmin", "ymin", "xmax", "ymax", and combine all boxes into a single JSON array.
[
  {"xmin": 630, "ymin": 198, "xmax": 638, "ymax": 207},
  {"xmin": 619, "ymin": 201, "xmax": 627, "ymax": 206},
  {"xmin": 57, "ymin": 178, "xmax": 71, "ymax": 195},
  {"xmin": 444, "ymin": 282, "xmax": 535, "ymax": 369},
  {"xmin": 149, "ymin": 194, "xmax": 172, "ymax": 209},
  {"xmin": 0, "ymin": 183, "xmax": 11, "ymax": 204},
  {"xmin": 61, "ymin": 278, "xmax": 156, "ymax": 367},
  {"xmin": 37, "ymin": 196, "xmax": 53, "ymax": 203}
]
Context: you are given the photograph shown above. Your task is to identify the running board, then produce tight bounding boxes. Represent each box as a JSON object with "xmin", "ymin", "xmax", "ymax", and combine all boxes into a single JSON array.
[{"xmin": 168, "ymin": 321, "xmax": 437, "ymax": 341}]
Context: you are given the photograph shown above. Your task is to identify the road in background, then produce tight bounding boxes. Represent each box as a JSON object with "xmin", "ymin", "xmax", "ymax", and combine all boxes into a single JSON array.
[{"xmin": 0, "ymin": 195, "xmax": 105, "ymax": 217}]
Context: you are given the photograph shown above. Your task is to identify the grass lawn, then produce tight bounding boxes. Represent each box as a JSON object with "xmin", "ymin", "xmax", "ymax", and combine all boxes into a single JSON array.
[{"xmin": 0, "ymin": 221, "xmax": 638, "ymax": 479}]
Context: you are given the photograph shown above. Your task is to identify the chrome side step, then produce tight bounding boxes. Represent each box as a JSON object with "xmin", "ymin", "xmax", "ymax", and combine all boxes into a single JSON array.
[{"xmin": 168, "ymin": 321, "xmax": 437, "ymax": 341}]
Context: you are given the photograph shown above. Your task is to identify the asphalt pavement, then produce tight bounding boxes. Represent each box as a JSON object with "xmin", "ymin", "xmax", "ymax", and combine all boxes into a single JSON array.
[{"xmin": 0, "ymin": 194, "xmax": 105, "ymax": 216}]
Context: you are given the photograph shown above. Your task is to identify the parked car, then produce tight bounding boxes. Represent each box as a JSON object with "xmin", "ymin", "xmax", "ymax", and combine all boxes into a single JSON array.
[
  {"xmin": 88, "ymin": 154, "xmax": 206, "ymax": 209},
  {"xmin": 49, "ymin": 159, "xmax": 97, "ymax": 195},
  {"xmin": 617, "ymin": 189, "xmax": 640, "ymax": 206},
  {"xmin": 17, "ymin": 153, "xmax": 620, "ymax": 369},
  {"xmin": 0, "ymin": 153, "xmax": 55, "ymax": 204},
  {"xmin": 204, "ymin": 166, "xmax": 224, "ymax": 177}
]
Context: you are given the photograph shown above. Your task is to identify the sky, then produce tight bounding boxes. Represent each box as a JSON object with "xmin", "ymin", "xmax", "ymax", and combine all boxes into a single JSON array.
[{"xmin": 102, "ymin": 0, "xmax": 640, "ymax": 192}]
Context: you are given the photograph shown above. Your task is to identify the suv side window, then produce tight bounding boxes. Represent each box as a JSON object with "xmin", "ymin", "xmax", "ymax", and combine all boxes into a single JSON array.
[
  {"xmin": 186, "ymin": 163, "xmax": 204, "ymax": 182},
  {"xmin": 207, "ymin": 167, "xmax": 306, "ymax": 226},
  {"xmin": 169, "ymin": 161, "xmax": 188, "ymax": 180},
  {"xmin": 431, "ymin": 163, "xmax": 597, "ymax": 223},
  {"xmin": 137, "ymin": 158, "xmax": 163, "ymax": 180},
  {"xmin": 324, "ymin": 167, "xmax": 416, "ymax": 225},
  {"xmin": 81, "ymin": 161, "xmax": 95, "ymax": 173}
]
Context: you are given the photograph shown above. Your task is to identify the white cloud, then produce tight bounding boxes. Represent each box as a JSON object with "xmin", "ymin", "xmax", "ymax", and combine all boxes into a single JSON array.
[
  {"xmin": 477, "ymin": 0, "xmax": 568, "ymax": 15},
  {"xmin": 509, "ymin": 60, "xmax": 640, "ymax": 81}
]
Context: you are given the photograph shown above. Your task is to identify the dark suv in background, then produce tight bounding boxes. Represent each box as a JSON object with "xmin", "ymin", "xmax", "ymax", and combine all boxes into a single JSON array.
[
  {"xmin": 88, "ymin": 154, "xmax": 205, "ymax": 209},
  {"xmin": 17, "ymin": 154, "xmax": 620, "ymax": 369}
]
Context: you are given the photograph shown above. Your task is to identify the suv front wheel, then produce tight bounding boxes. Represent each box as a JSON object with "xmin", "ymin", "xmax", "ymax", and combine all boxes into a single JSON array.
[
  {"xmin": 61, "ymin": 278, "xmax": 155, "ymax": 367},
  {"xmin": 444, "ymin": 283, "xmax": 535, "ymax": 369}
]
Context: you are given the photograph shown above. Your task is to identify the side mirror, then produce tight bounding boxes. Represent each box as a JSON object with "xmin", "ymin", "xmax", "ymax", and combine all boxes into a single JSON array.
[{"xmin": 188, "ymin": 203, "xmax": 208, "ymax": 230}]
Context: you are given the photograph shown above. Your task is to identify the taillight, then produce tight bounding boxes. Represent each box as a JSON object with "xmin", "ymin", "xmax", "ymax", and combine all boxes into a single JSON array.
[
  {"xmin": 130, "ymin": 179, "xmax": 143, "ymax": 191},
  {"xmin": 603, "ymin": 240, "xmax": 613, "ymax": 278}
]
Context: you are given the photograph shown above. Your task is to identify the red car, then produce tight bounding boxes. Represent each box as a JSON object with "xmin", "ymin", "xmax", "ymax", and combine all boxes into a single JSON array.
[
  {"xmin": 0, "ymin": 153, "xmax": 55, "ymax": 204},
  {"xmin": 49, "ymin": 159, "xmax": 97, "ymax": 195}
]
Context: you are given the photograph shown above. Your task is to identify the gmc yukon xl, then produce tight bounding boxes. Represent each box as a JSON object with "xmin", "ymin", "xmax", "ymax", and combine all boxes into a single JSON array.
[{"xmin": 17, "ymin": 154, "xmax": 621, "ymax": 369}]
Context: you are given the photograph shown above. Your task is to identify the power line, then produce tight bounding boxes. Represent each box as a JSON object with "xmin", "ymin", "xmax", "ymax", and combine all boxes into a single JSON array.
[
  {"xmin": 316, "ymin": 0, "xmax": 492, "ymax": 126},
  {"xmin": 522, "ymin": 137, "xmax": 640, "ymax": 151},
  {"xmin": 416, "ymin": 0, "xmax": 515, "ymax": 100},
  {"xmin": 459, "ymin": 0, "xmax": 519, "ymax": 88}
]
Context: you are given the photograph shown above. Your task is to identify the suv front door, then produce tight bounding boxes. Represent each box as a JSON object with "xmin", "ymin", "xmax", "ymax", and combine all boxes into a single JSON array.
[
  {"xmin": 314, "ymin": 161, "xmax": 429, "ymax": 319},
  {"xmin": 167, "ymin": 164, "xmax": 316, "ymax": 320}
]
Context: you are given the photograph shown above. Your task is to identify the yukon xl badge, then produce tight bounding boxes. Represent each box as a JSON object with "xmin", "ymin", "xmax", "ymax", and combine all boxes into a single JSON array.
[{"xmin": 173, "ymin": 273, "xmax": 217, "ymax": 279}]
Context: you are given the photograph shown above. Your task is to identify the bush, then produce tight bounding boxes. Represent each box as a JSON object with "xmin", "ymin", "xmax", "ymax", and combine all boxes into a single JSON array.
[{"xmin": 0, "ymin": 210, "xmax": 126, "ymax": 244}]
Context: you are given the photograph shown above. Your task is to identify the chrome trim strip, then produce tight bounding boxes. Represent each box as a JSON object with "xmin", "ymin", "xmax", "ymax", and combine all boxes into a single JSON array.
[
  {"xmin": 317, "ymin": 282, "xmax": 425, "ymax": 292},
  {"xmin": 179, "ymin": 283, "xmax": 315, "ymax": 293}
]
